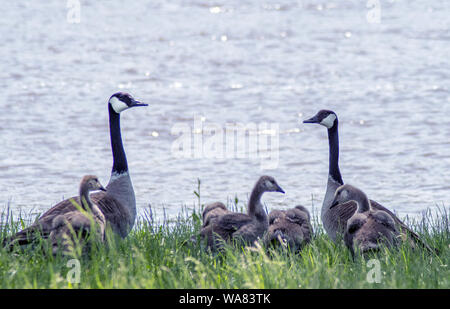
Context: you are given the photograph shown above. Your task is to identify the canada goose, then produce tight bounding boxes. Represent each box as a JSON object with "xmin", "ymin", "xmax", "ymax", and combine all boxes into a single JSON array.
[
  {"xmin": 50, "ymin": 175, "xmax": 107, "ymax": 255},
  {"xmin": 264, "ymin": 205, "xmax": 313, "ymax": 252},
  {"xmin": 330, "ymin": 184, "xmax": 400, "ymax": 259},
  {"xmin": 4, "ymin": 92, "xmax": 147, "ymax": 248},
  {"xmin": 200, "ymin": 176, "xmax": 285, "ymax": 250},
  {"xmin": 303, "ymin": 110, "xmax": 434, "ymax": 252}
]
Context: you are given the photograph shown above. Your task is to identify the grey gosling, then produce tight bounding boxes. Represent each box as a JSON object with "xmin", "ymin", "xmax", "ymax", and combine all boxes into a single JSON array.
[
  {"xmin": 331, "ymin": 184, "xmax": 400, "ymax": 259},
  {"xmin": 200, "ymin": 176, "xmax": 285, "ymax": 250},
  {"xmin": 3, "ymin": 93, "xmax": 147, "ymax": 249},
  {"xmin": 264, "ymin": 205, "xmax": 313, "ymax": 252},
  {"xmin": 202, "ymin": 202, "xmax": 230, "ymax": 228},
  {"xmin": 50, "ymin": 175, "xmax": 107, "ymax": 255},
  {"xmin": 303, "ymin": 110, "xmax": 434, "ymax": 253}
]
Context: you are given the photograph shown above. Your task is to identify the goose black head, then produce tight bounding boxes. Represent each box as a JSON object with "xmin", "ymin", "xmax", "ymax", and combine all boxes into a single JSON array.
[
  {"xmin": 303, "ymin": 110, "xmax": 337, "ymax": 129},
  {"xmin": 81, "ymin": 175, "xmax": 107, "ymax": 192},
  {"xmin": 257, "ymin": 175, "xmax": 285, "ymax": 194},
  {"xmin": 330, "ymin": 184, "xmax": 363, "ymax": 208},
  {"xmin": 109, "ymin": 92, "xmax": 148, "ymax": 114}
]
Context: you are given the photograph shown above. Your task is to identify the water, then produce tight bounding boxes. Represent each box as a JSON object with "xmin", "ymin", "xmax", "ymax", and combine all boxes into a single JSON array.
[{"xmin": 0, "ymin": 0, "xmax": 449, "ymax": 221}]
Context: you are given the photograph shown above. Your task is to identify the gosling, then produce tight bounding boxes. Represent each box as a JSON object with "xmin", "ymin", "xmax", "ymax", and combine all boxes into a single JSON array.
[
  {"xmin": 49, "ymin": 175, "xmax": 107, "ymax": 256},
  {"xmin": 200, "ymin": 176, "xmax": 285, "ymax": 250},
  {"xmin": 330, "ymin": 184, "xmax": 400, "ymax": 259},
  {"xmin": 264, "ymin": 205, "xmax": 313, "ymax": 252}
]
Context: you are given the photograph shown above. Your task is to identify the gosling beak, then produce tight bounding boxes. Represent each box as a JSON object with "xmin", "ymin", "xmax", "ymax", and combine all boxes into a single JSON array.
[
  {"xmin": 276, "ymin": 184, "xmax": 285, "ymax": 194},
  {"xmin": 99, "ymin": 186, "xmax": 107, "ymax": 192},
  {"xmin": 130, "ymin": 98, "xmax": 148, "ymax": 107},
  {"xmin": 330, "ymin": 199, "xmax": 339, "ymax": 209},
  {"xmin": 303, "ymin": 114, "xmax": 320, "ymax": 124}
]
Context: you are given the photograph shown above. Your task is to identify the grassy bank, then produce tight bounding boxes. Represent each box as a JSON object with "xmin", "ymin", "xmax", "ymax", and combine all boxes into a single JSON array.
[{"xmin": 0, "ymin": 203, "xmax": 448, "ymax": 289}]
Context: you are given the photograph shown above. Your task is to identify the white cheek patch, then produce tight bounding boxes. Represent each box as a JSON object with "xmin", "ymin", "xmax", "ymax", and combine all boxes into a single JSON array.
[
  {"xmin": 341, "ymin": 190, "xmax": 348, "ymax": 200},
  {"xmin": 110, "ymin": 97, "xmax": 129, "ymax": 113},
  {"xmin": 320, "ymin": 114, "xmax": 336, "ymax": 129}
]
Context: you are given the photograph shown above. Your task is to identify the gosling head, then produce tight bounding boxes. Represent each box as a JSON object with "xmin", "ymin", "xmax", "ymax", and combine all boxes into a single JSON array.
[
  {"xmin": 330, "ymin": 184, "xmax": 364, "ymax": 209},
  {"xmin": 303, "ymin": 109, "xmax": 337, "ymax": 129},
  {"xmin": 257, "ymin": 175, "xmax": 285, "ymax": 194},
  {"xmin": 80, "ymin": 175, "xmax": 107, "ymax": 193},
  {"xmin": 108, "ymin": 92, "xmax": 148, "ymax": 114}
]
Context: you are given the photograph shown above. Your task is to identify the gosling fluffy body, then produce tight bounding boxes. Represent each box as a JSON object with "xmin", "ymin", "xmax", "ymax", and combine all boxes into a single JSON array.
[
  {"xmin": 200, "ymin": 176, "xmax": 285, "ymax": 250},
  {"xmin": 264, "ymin": 205, "xmax": 313, "ymax": 252},
  {"xmin": 331, "ymin": 184, "xmax": 400, "ymax": 258},
  {"xmin": 49, "ymin": 175, "xmax": 107, "ymax": 255}
]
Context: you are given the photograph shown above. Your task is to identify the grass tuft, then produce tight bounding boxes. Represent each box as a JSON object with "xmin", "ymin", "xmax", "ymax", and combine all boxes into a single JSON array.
[{"xmin": 0, "ymin": 204, "xmax": 448, "ymax": 289}]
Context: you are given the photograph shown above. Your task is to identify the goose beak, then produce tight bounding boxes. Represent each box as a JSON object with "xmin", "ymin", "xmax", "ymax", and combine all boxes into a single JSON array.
[
  {"xmin": 330, "ymin": 199, "xmax": 339, "ymax": 209},
  {"xmin": 130, "ymin": 98, "xmax": 148, "ymax": 107},
  {"xmin": 303, "ymin": 114, "xmax": 319, "ymax": 124},
  {"xmin": 276, "ymin": 185, "xmax": 285, "ymax": 194}
]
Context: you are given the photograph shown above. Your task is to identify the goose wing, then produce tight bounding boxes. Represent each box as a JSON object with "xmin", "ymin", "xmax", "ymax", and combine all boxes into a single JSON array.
[
  {"xmin": 370, "ymin": 200, "xmax": 435, "ymax": 253},
  {"xmin": 202, "ymin": 202, "xmax": 230, "ymax": 228},
  {"xmin": 327, "ymin": 200, "xmax": 357, "ymax": 233},
  {"xmin": 216, "ymin": 213, "xmax": 253, "ymax": 233},
  {"xmin": 370, "ymin": 210, "xmax": 397, "ymax": 231},
  {"xmin": 199, "ymin": 212, "xmax": 252, "ymax": 249}
]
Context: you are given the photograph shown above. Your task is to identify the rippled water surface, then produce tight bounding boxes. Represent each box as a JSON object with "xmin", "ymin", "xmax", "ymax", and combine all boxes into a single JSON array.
[{"xmin": 1, "ymin": 1, "xmax": 449, "ymax": 220}]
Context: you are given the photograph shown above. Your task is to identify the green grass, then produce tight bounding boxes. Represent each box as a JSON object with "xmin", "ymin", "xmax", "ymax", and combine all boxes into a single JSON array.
[{"xmin": 0, "ymin": 202, "xmax": 448, "ymax": 289}]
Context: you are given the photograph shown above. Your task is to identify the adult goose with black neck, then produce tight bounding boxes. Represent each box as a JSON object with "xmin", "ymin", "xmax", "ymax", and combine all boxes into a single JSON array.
[
  {"xmin": 200, "ymin": 176, "xmax": 285, "ymax": 250},
  {"xmin": 4, "ymin": 93, "xmax": 147, "ymax": 247},
  {"xmin": 303, "ymin": 110, "xmax": 433, "ymax": 252}
]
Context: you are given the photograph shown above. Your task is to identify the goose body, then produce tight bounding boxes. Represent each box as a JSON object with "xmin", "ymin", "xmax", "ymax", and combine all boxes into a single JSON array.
[
  {"xmin": 202, "ymin": 202, "xmax": 230, "ymax": 228},
  {"xmin": 200, "ymin": 176, "xmax": 285, "ymax": 250},
  {"xmin": 4, "ymin": 93, "xmax": 147, "ymax": 247},
  {"xmin": 50, "ymin": 175, "xmax": 107, "ymax": 255},
  {"xmin": 303, "ymin": 110, "xmax": 432, "ymax": 252},
  {"xmin": 264, "ymin": 205, "xmax": 313, "ymax": 252},
  {"xmin": 331, "ymin": 184, "xmax": 400, "ymax": 258}
]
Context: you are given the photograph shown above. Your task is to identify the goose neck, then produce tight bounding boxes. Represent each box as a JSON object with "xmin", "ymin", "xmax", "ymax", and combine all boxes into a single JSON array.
[
  {"xmin": 79, "ymin": 187, "xmax": 92, "ymax": 211},
  {"xmin": 327, "ymin": 124, "xmax": 343, "ymax": 185},
  {"xmin": 248, "ymin": 186, "xmax": 266, "ymax": 221},
  {"xmin": 356, "ymin": 196, "xmax": 371, "ymax": 213},
  {"xmin": 108, "ymin": 104, "xmax": 128, "ymax": 175}
]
